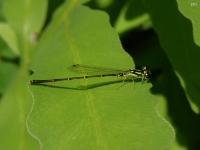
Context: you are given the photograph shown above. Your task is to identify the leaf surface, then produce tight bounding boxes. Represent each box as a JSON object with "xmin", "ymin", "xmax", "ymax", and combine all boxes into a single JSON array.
[
  {"xmin": 29, "ymin": 1, "xmax": 174, "ymax": 149},
  {"xmin": 0, "ymin": 23, "xmax": 19, "ymax": 54},
  {"xmin": 0, "ymin": 0, "xmax": 48, "ymax": 149}
]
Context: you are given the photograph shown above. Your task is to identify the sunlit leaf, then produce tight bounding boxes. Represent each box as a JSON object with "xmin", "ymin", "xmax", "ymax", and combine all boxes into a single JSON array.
[{"xmin": 28, "ymin": 1, "xmax": 174, "ymax": 149}]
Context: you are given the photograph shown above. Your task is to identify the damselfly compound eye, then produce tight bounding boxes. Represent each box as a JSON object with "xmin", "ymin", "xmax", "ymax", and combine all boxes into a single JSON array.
[{"xmin": 142, "ymin": 66, "xmax": 151, "ymax": 79}]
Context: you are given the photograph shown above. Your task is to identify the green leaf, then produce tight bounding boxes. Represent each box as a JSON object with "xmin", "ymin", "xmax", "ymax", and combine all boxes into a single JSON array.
[
  {"xmin": 87, "ymin": 0, "xmax": 152, "ymax": 33},
  {"xmin": 0, "ymin": 1, "xmax": 5, "ymax": 21},
  {"xmin": 28, "ymin": 1, "xmax": 174, "ymax": 149},
  {"xmin": 0, "ymin": 67, "xmax": 39, "ymax": 149},
  {"xmin": 115, "ymin": 0, "xmax": 152, "ymax": 33},
  {"xmin": 0, "ymin": 0, "xmax": 48, "ymax": 149},
  {"xmin": 90, "ymin": 0, "xmax": 114, "ymax": 8},
  {"xmin": 2, "ymin": 0, "xmax": 48, "ymax": 51},
  {"xmin": 143, "ymin": 0, "xmax": 200, "ymax": 113},
  {"xmin": 177, "ymin": 0, "xmax": 200, "ymax": 46},
  {"xmin": 0, "ymin": 41, "xmax": 19, "ymax": 98},
  {"xmin": 0, "ymin": 23, "xmax": 19, "ymax": 55},
  {"xmin": 0, "ymin": 60, "xmax": 17, "ymax": 98},
  {"xmin": 156, "ymin": 98, "xmax": 187, "ymax": 150}
]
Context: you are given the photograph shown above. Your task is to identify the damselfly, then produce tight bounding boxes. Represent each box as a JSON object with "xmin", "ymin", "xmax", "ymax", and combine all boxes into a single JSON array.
[{"xmin": 30, "ymin": 64, "xmax": 151, "ymax": 85}]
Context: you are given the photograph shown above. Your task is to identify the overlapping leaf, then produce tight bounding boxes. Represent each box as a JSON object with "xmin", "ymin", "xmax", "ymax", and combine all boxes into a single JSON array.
[
  {"xmin": 144, "ymin": 0, "xmax": 200, "ymax": 113},
  {"xmin": 0, "ymin": 0, "xmax": 47, "ymax": 149}
]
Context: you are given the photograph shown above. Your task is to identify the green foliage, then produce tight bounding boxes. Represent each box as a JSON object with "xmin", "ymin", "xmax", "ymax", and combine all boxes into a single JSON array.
[
  {"xmin": 29, "ymin": 2, "xmax": 173, "ymax": 149},
  {"xmin": 0, "ymin": 23, "xmax": 19, "ymax": 54},
  {"xmin": 143, "ymin": 0, "xmax": 200, "ymax": 113},
  {"xmin": 0, "ymin": 0, "xmax": 199, "ymax": 150}
]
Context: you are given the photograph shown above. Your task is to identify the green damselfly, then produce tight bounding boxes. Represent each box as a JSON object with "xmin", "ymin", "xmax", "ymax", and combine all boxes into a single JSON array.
[{"xmin": 30, "ymin": 64, "xmax": 151, "ymax": 85}]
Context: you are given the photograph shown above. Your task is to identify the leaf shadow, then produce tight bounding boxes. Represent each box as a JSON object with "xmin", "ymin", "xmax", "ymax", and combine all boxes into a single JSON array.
[
  {"xmin": 30, "ymin": 78, "xmax": 145, "ymax": 90},
  {"xmin": 120, "ymin": 1, "xmax": 200, "ymax": 148},
  {"xmin": 31, "ymin": 80, "xmax": 123, "ymax": 90},
  {"xmin": 121, "ymin": 28, "xmax": 200, "ymax": 150}
]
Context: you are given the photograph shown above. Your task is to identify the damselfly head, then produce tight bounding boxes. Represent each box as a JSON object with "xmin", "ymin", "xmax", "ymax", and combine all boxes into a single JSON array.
[{"xmin": 142, "ymin": 66, "xmax": 151, "ymax": 79}]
